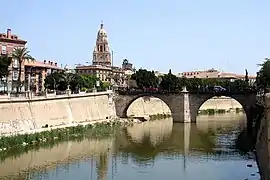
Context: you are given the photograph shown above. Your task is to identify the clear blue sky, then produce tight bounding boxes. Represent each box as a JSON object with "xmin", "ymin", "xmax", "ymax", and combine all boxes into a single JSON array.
[{"xmin": 1, "ymin": 0, "xmax": 269, "ymax": 75}]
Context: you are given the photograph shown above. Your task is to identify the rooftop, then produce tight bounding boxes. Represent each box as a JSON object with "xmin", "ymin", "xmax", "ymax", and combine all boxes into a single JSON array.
[
  {"xmin": 24, "ymin": 60, "xmax": 63, "ymax": 70},
  {"xmin": 76, "ymin": 64, "xmax": 124, "ymax": 73},
  {"xmin": 178, "ymin": 68, "xmax": 256, "ymax": 79},
  {"xmin": 0, "ymin": 29, "xmax": 27, "ymax": 44}
]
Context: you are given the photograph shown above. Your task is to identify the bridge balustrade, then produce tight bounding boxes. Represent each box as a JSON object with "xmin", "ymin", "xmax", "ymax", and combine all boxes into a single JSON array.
[{"xmin": 116, "ymin": 88, "xmax": 257, "ymax": 96}]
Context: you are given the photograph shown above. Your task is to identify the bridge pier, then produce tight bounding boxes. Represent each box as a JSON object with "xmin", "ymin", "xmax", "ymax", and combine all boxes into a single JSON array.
[{"xmin": 182, "ymin": 87, "xmax": 191, "ymax": 123}]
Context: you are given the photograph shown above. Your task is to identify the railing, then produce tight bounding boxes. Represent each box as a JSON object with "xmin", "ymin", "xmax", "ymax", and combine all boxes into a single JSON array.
[
  {"xmin": 116, "ymin": 88, "xmax": 257, "ymax": 96},
  {"xmin": 0, "ymin": 89, "xmax": 112, "ymax": 101}
]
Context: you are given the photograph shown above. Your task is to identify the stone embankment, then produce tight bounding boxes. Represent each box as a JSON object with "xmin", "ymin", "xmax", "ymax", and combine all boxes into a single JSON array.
[
  {"xmin": 0, "ymin": 91, "xmax": 116, "ymax": 135},
  {"xmin": 255, "ymin": 93, "xmax": 270, "ymax": 180}
]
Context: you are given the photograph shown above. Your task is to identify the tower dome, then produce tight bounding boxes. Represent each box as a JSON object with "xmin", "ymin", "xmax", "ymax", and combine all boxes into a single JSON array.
[{"xmin": 98, "ymin": 23, "xmax": 107, "ymax": 35}]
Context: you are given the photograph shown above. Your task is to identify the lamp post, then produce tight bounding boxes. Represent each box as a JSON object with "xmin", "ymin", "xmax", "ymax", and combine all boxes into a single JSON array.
[
  {"xmin": 96, "ymin": 80, "xmax": 100, "ymax": 92},
  {"xmin": 2, "ymin": 77, "xmax": 7, "ymax": 93},
  {"xmin": 27, "ymin": 66, "xmax": 35, "ymax": 92}
]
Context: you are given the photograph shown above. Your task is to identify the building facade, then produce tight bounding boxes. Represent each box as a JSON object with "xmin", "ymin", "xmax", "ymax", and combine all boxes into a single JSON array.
[
  {"xmin": 76, "ymin": 23, "xmax": 128, "ymax": 87},
  {"xmin": 0, "ymin": 29, "xmax": 62, "ymax": 93},
  {"xmin": 177, "ymin": 68, "xmax": 256, "ymax": 84},
  {"xmin": 23, "ymin": 60, "xmax": 63, "ymax": 93}
]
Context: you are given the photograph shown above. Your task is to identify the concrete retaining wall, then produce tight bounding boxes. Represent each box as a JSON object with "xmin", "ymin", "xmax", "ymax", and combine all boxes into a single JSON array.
[
  {"xmin": 127, "ymin": 96, "xmax": 243, "ymax": 117},
  {"xmin": 0, "ymin": 92, "xmax": 116, "ymax": 135}
]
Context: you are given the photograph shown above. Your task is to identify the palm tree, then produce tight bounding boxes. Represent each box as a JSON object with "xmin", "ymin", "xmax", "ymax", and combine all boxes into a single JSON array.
[{"xmin": 12, "ymin": 47, "xmax": 35, "ymax": 93}]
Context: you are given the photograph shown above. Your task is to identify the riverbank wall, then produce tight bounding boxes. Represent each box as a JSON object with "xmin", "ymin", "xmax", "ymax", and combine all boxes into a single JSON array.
[
  {"xmin": 255, "ymin": 93, "xmax": 270, "ymax": 180},
  {"xmin": 0, "ymin": 91, "xmax": 116, "ymax": 135}
]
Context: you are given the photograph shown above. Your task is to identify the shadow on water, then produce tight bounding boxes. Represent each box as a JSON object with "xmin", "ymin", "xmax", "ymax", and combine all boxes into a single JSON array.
[{"xmin": 235, "ymin": 129, "xmax": 254, "ymax": 154}]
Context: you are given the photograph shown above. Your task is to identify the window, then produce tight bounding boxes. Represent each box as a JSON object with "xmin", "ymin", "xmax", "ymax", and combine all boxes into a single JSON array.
[
  {"xmin": 13, "ymin": 71, "xmax": 18, "ymax": 80},
  {"xmin": 1, "ymin": 45, "xmax": 6, "ymax": 54},
  {"xmin": 13, "ymin": 59, "xmax": 19, "ymax": 68},
  {"xmin": 100, "ymin": 45, "xmax": 103, "ymax": 52}
]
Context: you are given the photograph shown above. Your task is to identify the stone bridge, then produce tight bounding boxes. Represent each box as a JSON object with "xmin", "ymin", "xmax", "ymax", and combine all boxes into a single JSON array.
[{"xmin": 114, "ymin": 91, "xmax": 257, "ymax": 123}]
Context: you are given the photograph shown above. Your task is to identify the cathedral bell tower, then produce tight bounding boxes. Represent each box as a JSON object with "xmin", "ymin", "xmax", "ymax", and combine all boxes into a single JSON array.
[{"xmin": 92, "ymin": 22, "xmax": 112, "ymax": 66}]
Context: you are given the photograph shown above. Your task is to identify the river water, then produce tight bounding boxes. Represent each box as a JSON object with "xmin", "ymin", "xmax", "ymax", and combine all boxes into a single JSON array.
[{"xmin": 0, "ymin": 114, "xmax": 260, "ymax": 180}]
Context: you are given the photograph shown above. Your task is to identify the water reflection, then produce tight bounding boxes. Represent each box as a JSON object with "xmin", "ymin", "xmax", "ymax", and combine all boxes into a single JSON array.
[{"xmin": 0, "ymin": 114, "xmax": 260, "ymax": 180}]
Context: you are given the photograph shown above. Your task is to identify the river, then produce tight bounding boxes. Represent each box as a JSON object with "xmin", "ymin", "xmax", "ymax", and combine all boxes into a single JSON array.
[{"xmin": 0, "ymin": 114, "xmax": 260, "ymax": 180}]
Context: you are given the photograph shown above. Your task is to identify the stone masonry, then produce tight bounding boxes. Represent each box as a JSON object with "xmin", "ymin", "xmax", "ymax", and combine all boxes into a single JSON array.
[{"xmin": 114, "ymin": 92, "xmax": 257, "ymax": 123}]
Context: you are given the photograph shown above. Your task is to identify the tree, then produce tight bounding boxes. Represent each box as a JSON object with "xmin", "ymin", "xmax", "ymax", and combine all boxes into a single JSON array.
[
  {"xmin": 80, "ymin": 74, "xmax": 99, "ymax": 90},
  {"xmin": 245, "ymin": 69, "xmax": 249, "ymax": 84},
  {"xmin": 68, "ymin": 73, "xmax": 81, "ymax": 92},
  {"xmin": 159, "ymin": 72, "xmax": 181, "ymax": 92},
  {"xmin": 12, "ymin": 47, "xmax": 35, "ymax": 92},
  {"xmin": 131, "ymin": 69, "xmax": 158, "ymax": 89},
  {"xmin": 44, "ymin": 71, "xmax": 66, "ymax": 91},
  {"xmin": 45, "ymin": 72, "xmax": 85, "ymax": 92},
  {"xmin": 0, "ymin": 55, "xmax": 12, "ymax": 79},
  {"xmin": 256, "ymin": 58, "xmax": 270, "ymax": 91}
]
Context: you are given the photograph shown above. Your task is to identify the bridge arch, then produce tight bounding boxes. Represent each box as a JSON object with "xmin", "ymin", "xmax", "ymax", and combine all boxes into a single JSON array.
[
  {"xmin": 188, "ymin": 93, "xmax": 257, "ymax": 123},
  {"xmin": 120, "ymin": 94, "xmax": 173, "ymax": 118}
]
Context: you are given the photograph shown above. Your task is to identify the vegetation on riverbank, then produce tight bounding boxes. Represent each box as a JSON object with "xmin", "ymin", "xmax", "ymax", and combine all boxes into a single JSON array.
[
  {"xmin": 149, "ymin": 113, "xmax": 171, "ymax": 120},
  {"xmin": 199, "ymin": 108, "xmax": 243, "ymax": 115},
  {"xmin": 0, "ymin": 121, "xmax": 127, "ymax": 161}
]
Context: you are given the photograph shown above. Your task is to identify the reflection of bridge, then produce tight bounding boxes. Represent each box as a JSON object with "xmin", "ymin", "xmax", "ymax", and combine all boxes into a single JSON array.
[
  {"xmin": 116, "ymin": 119, "xmax": 251, "ymax": 165},
  {"xmin": 114, "ymin": 90, "xmax": 256, "ymax": 123}
]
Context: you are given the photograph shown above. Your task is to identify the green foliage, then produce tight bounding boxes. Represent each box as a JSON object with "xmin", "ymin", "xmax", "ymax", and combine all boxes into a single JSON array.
[
  {"xmin": 159, "ymin": 72, "xmax": 181, "ymax": 91},
  {"xmin": 256, "ymin": 58, "xmax": 270, "ymax": 90},
  {"xmin": 0, "ymin": 55, "xmax": 12, "ymax": 79},
  {"xmin": 131, "ymin": 69, "xmax": 159, "ymax": 88},
  {"xmin": 149, "ymin": 113, "xmax": 171, "ymax": 120},
  {"xmin": 44, "ymin": 72, "xmax": 110, "ymax": 92},
  {"xmin": 102, "ymin": 81, "xmax": 110, "ymax": 90},
  {"xmin": 44, "ymin": 71, "xmax": 66, "ymax": 91},
  {"xmin": 79, "ymin": 74, "xmax": 99, "ymax": 90}
]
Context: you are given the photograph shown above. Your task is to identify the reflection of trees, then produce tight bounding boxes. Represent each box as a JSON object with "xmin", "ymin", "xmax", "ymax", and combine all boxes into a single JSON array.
[
  {"xmin": 96, "ymin": 153, "xmax": 109, "ymax": 180},
  {"xmin": 122, "ymin": 128, "xmax": 164, "ymax": 161}
]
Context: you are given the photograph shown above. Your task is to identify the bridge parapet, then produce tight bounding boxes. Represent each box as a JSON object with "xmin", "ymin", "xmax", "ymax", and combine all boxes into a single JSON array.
[{"xmin": 116, "ymin": 89, "xmax": 257, "ymax": 96}]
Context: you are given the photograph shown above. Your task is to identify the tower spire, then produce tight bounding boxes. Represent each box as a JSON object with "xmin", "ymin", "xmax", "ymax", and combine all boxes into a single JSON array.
[
  {"xmin": 92, "ymin": 22, "xmax": 112, "ymax": 66},
  {"xmin": 100, "ymin": 21, "xmax": 104, "ymax": 29}
]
